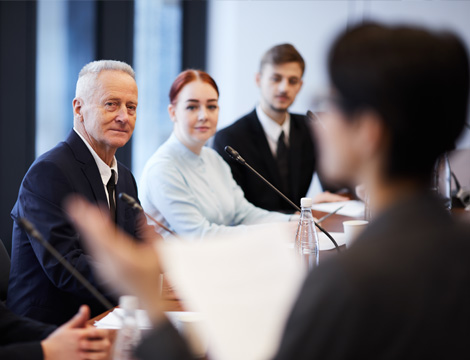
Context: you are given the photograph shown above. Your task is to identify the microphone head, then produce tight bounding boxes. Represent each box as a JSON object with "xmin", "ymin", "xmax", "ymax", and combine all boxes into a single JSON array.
[
  {"xmin": 224, "ymin": 146, "xmax": 246, "ymax": 165},
  {"xmin": 118, "ymin": 192, "xmax": 143, "ymax": 211}
]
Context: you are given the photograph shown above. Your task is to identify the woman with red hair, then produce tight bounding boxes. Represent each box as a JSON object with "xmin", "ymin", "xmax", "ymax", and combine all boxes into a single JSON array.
[{"xmin": 139, "ymin": 70, "xmax": 292, "ymax": 240}]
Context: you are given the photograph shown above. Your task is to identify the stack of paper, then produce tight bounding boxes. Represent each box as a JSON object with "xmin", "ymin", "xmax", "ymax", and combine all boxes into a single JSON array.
[
  {"xmin": 311, "ymin": 200, "xmax": 365, "ymax": 218},
  {"xmin": 159, "ymin": 222, "xmax": 306, "ymax": 360}
]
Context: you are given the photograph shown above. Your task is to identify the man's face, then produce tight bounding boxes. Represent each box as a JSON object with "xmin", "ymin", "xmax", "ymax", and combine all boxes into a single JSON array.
[
  {"xmin": 256, "ymin": 62, "xmax": 303, "ymax": 113},
  {"xmin": 76, "ymin": 70, "xmax": 138, "ymax": 155}
]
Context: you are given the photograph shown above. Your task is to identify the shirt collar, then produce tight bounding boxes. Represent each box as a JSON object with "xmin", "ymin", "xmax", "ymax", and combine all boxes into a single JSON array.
[
  {"xmin": 256, "ymin": 105, "xmax": 291, "ymax": 145},
  {"xmin": 73, "ymin": 128, "xmax": 118, "ymax": 186},
  {"xmin": 167, "ymin": 132, "xmax": 205, "ymax": 165}
]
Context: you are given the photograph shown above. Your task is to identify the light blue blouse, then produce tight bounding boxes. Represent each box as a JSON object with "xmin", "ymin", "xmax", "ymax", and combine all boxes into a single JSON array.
[{"xmin": 139, "ymin": 133, "xmax": 290, "ymax": 240}]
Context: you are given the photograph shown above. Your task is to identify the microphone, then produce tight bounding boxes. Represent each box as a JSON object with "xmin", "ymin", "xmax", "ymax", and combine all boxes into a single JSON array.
[
  {"xmin": 224, "ymin": 146, "xmax": 341, "ymax": 252},
  {"xmin": 17, "ymin": 217, "xmax": 115, "ymax": 311},
  {"xmin": 118, "ymin": 192, "xmax": 177, "ymax": 236}
]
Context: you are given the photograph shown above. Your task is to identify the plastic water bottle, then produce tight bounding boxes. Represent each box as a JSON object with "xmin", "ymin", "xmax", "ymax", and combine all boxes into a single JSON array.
[
  {"xmin": 114, "ymin": 296, "xmax": 141, "ymax": 360},
  {"xmin": 434, "ymin": 153, "xmax": 452, "ymax": 210},
  {"xmin": 294, "ymin": 197, "xmax": 319, "ymax": 271}
]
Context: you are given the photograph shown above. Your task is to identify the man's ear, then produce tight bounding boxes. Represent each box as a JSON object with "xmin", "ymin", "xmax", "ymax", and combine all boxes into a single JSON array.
[
  {"xmin": 355, "ymin": 110, "xmax": 387, "ymax": 160},
  {"xmin": 255, "ymin": 72, "xmax": 261, "ymax": 88},
  {"xmin": 73, "ymin": 98, "xmax": 83, "ymax": 120},
  {"xmin": 168, "ymin": 104, "xmax": 176, "ymax": 123}
]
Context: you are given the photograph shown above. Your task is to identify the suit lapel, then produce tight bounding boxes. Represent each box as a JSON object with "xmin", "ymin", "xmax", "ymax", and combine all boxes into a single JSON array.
[
  {"xmin": 65, "ymin": 131, "xmax": 109, "ymax": 206},
  {"xmin": 248, "ymin": 111, "xmax": 283, "ymax": 187},
  {"xmin": 115, "ymin": 167, "xmax": 129, "ymax": 227},
  {"xmin": 288, "ymin": 116, "xmax": 303, "ymax": 201}
]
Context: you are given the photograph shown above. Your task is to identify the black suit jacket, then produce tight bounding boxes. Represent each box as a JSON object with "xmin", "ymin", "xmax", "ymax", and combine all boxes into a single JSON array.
[
  {"xmin": 213, "ymin": 109, "xmax": 315, "ymax": 212},
  {"xmin": 7, "ymin": 130, "xmax": 141, "ymax": 325},
  {"xmin": 135, "ymin": 193, "xmax": 470, "ymax": 359},
  {"xmin": 0, "ymin": 302, "xmax": 55, "ymax": 360}
]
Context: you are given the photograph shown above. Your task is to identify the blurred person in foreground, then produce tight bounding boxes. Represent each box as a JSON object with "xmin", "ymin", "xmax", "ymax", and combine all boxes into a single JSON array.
[{"xmin": 67, "ymin": 23, "xmax": 470, "ymax": 359}]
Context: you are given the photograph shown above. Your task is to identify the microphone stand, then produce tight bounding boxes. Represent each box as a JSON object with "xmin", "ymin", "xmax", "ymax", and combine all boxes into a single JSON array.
[
  {"xmin": 225, "ymin": 146, "xmax": 341, "ymax": 252},
  {"xmin": 119, "ymin": 193, "xmax": 177, "ymax": 237},
  {"xmin": 17, "ymin": 218, "xmax": 117, "ymax": 312}
]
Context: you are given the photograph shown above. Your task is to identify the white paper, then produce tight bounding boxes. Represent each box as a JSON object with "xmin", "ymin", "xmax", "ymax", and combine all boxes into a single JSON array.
[
  {"xmin": 311, "ymin": 200, "xmax": 365, "ymax": 218},
  {"xmin": 158, "ymin": 223, "xmax": 306, "ymax": 360},
  {"xmin": 94, "ymin": 308, "xmax": 203, "ymax": 332},
  {"xmin": 94, "ymin": 308, "xmax": 153, "ymax": 329}
]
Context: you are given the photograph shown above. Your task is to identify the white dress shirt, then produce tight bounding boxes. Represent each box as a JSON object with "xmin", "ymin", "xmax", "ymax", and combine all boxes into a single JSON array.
[
  {"xmin": 256, "ymin": 105, "xmax": 291, "ymax": 157},
  {"xmin": 73, "ymin": 128, "xmax": 118, "ymax": 206},
  {"xmin": 139, "ymin": 133, "xmax": 290, "ymax": 240}
]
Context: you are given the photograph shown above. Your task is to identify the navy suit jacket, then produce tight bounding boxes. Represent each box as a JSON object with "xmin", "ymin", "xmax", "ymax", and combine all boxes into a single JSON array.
[
  {"xmin": 213, "ymin": 109, "xmax": 316, "ymax": 212},
  {"xmin": 0, "ymin": 302, "xmax": 55, "ymax": 360},
  {"xmin": 7, "ymin": 130, "xmax": 141, "ymax": 325}
]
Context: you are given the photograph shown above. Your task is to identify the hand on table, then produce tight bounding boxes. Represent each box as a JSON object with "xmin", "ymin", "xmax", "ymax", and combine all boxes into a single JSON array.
[
  {"xmin": 41, "ymin": 305, "xmax": 111, "ymax": 360},
  {"xmin": 66, "ymin": 196, "xmax": 166, "ymax": 324}
]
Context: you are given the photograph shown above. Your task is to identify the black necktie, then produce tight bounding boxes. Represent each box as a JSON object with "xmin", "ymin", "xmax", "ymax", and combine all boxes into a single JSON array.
[
  {"xmin": 276, "ymin": 131, "xmax": 290, "ymax": 196},
  {"xmin": 106, "ymin": 170, "xmax": 116, "ymax": 222}
]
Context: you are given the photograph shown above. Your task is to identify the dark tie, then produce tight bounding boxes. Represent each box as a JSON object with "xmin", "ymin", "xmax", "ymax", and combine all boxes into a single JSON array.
[
  {"xmin": 276, "ymin": 131, "xmax": 290, "ymax": 196},
  {"xmin": 106, "ymin": 170, "xmax": 116, "ymax": 222}
]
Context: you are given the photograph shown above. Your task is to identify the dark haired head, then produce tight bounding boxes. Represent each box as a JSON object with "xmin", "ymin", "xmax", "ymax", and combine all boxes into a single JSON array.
[
  {"xmin": 260, "ymin": 43, "xmax": 305, "ymax": 75},
  {"xmin": 328, "ymin": 23, "xmax": 469, "ymax": 182}
]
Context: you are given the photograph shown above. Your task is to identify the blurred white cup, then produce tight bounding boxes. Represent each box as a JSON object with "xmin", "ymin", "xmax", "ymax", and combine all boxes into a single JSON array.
[
  {"xmin": 343, "ymin": 220, "xmax": 369, "ymax": 248},
  {"xmin": 173, "ymin": 312, "xmax": 208, "ymax": 358}
]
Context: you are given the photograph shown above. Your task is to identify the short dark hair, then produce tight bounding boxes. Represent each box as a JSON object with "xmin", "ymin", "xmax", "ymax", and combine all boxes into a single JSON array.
[
  {"xmin": 260, "ymin": 43, "xmax": 305, "ymax": 75},
  {"xmin": 328, "ymin": 23, "xmax": 469, "ymax": 182}
]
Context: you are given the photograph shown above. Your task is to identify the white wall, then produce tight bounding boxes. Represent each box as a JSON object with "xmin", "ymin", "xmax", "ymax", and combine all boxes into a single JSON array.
[{"xmin": 207, "ymin": 0, "xmax": 470, "ymax": 149}]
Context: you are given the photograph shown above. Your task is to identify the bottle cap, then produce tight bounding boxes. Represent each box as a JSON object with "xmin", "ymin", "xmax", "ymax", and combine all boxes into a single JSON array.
[
  {"xmin": 300, "ymin": 197, "xmax": 313, "ymax": 208},
  {"xmin": 119, "ymin": 295, "xmax": 139, "ymax": 310}
]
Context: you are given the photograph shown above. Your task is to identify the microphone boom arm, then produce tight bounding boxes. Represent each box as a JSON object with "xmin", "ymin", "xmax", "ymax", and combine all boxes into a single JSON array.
[
  {"xmin": 119, "ymin": 193, "xmax": 177, "ymax": 237},
  {"xmin": 224, "ymin": 146, "xmax": 340, "ymax": 252},
  {"xmin": 17, "ymin": 218, "xmax": 116, "ymax": 311}
]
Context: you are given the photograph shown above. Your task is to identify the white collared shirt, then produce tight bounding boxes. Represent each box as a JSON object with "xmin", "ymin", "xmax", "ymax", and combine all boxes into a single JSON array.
[
  {"xmin": 256, "ymin": 105, "xmax": 291, "ymax": 158},
  {"xmin": 73, "ymin": 128, "xmax": 118, "ymax": 206}
]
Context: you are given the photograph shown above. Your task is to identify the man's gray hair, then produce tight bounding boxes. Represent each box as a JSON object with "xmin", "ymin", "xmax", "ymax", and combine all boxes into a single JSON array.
[
  {"xmin": 78, "ymin": 60, "xmax": 135, "ymax": 79},
  {"xmin": 75, "ymin": 60, "xmax": 135, "ymax": 99}
]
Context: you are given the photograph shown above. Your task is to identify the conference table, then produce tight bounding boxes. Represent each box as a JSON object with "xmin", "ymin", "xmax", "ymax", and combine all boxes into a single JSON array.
[{"xmin": 89, "ymin": 208, "xmax": 358, "ymax": 323}]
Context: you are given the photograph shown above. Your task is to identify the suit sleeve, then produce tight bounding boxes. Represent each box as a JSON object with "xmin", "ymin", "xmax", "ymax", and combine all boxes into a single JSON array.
[
  {"xmin": 0, "ymin": 343, "xmax": 45, "ymax": 360},
  {"xmin": 0, "ymin": 302, "xmax": 55, "ymax": 360},
  {"xmin": 135, "ymin": 321, "xmax": 194, "ymax": 360},
  {"xmin": 13, "ymin": 160, "xmax": 109, "ymax": 297},
  {"xmin": 272, "ymin": 261, "xmax": 360, "ymax": 360}
]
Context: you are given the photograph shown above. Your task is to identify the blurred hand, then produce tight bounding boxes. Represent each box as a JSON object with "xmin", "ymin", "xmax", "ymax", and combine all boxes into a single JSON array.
[
  {"xmin": 313, "ymin": 191, "xmax": 349, "ymax": 204},
  {"xmin": 41, "ymin": 305, "xmax": 111, "ymax": 360},
  {"xmin": 66, "ymin": 196, "xmax": 166, "ymax": 324}
]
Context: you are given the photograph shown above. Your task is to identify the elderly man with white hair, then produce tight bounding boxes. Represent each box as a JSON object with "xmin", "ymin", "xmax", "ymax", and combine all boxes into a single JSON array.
[{"xmin": 7, "ymin": 60, "xmax": 144, "ymax": 325}]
